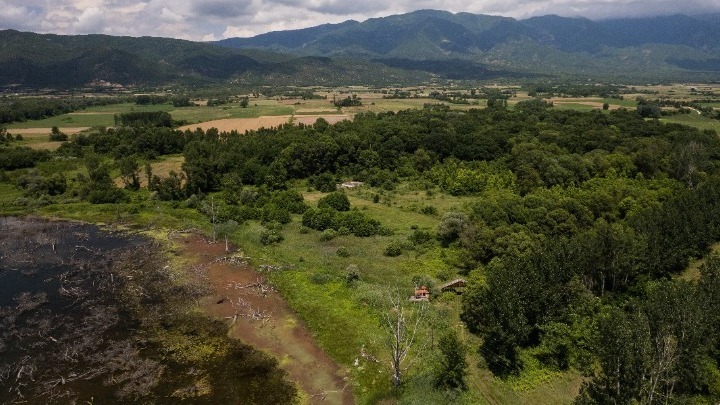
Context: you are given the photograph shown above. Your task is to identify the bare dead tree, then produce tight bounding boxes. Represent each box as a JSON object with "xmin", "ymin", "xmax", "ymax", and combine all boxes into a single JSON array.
[{"xmin": 383, "ymin": 295, "xmax": 426, "ymax": 388}]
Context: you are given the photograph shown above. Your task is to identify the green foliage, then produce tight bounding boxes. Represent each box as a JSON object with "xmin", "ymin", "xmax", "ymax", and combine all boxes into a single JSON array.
[
  {"xmin": 319, "ymin": 229, "xmax": 338, "ymax": 241},
  {"xmin": 0, "ymin": 146, "xmax": 50, "ymax": 170},
  {"xmin": 302, "ymin": 207, "xmax": 381, "ymax": 237},
  {"xmin": 435, "ymin": 331, "xmax": 468, "ymax": 391},
  {"xmin": 16, "ymin": 171, "xmax": 67, "ymax": 197},
  {"xmin": 430, "ymin": 159, "xmax": 516, "ymax": 196},
  {"xmin": 345, "ymin": 264, "xmax": 360, "ymax": 284},
  {"xmin": 117, "ymin": 111, "xmax": 175, "ymax": 128},
  {"xmin": 317, "ymin": 191, "xmax": 350, "ymax": 211},
  {"xmin": 259, "ymin": 226, "xmax": 284, "ymax": 245},
  {"xmin": 48, "ymin": 126, "xmax": 68, "ymax": 142},
  {"xmin": 409, "ymin": 228, "xmax": 435, "ymax": 246},
  {"xmin": 309, "ymin": 172, "xmax": 337, "ymax": 192},
  {"xmin": 0, "ymin": 96, "xmax": 125, "ymax": 124},
  {"xmin": 261, "ymin": 203, "xmax": 291, "ymax": 224},
  {"xmin": 334, "ymin": 95, "xmax": 362, "ymax": 107},
  {"xmin": 78, "ymin": 152, "xmax": 128, "ymax": 204},
  {"xmin": 336, "ymin": 246, "xmax": 350, "ymax": 257},
  {"xmin": 150, "ymin": 171, "xmax": 184, "ymax": 201},
  {"xmin": 419, "ymin": 205, "xmax": 437, "ymax": 215},
  {"xmin": 383, "ymin": 241, "xmax": 404, "ymax": 257},
  {"xmin": 437, "ymin": 212, "xmax": 468, "ymax": 246},
  {"xmin": 118, "ymin": 155, "xmax": 141, "ymax": 190}
]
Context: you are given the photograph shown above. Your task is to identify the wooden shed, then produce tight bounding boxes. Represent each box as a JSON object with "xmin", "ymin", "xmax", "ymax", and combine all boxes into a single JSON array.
[{"xmin": 439, "ymin": 278, "xmax": 467, "ymax": 294}]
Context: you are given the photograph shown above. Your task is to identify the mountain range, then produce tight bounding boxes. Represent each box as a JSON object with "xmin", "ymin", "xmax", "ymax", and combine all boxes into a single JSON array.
[
  {"xmin": 2, "ymin": 10, "xmax": 720, "ymax": 89},
  {"xmin": 216, "ymin": 10, "xmax": 720, "ymax": 80}
]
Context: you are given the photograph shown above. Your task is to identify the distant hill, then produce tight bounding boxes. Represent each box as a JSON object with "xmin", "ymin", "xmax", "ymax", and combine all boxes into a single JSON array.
[
  {"xmin": 217, "ymin": 10, "xmax": 720, "ymax": 80},
  {"xmin": 0, "ymin": 30, "xmax": 434, "ymax": 88}
]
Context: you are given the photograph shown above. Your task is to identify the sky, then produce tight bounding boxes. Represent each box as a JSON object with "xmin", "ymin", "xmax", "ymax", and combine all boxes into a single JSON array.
[{"xmin": 1, "ymin": 0, "xmax": 719, "ymax": 41}]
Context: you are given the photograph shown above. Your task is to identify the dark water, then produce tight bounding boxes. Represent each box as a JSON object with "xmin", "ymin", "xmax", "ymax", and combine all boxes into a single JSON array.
[{"xmin": 0, "ymin": 217, "xmax": 295, "ymax": 404}]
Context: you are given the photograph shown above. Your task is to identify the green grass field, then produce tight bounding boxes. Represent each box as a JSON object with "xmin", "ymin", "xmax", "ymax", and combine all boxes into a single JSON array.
[{"xmin": 660, "ymin": 114, "xmax": 720, "ymax": 132}]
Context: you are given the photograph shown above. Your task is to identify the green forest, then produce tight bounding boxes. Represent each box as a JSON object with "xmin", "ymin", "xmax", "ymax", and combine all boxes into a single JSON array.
[{"xmin": 2, "ymin": 100, "xmax": 720, "ymax": 404}]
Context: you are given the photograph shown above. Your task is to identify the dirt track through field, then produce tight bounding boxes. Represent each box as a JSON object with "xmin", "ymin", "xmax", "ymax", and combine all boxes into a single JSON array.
[
  {"xmin": 179, "ymin": 114, "xmax": 351, "ymax": 133},
  {"xmin": 180, "ymin": 235, "xmax": 353, "ymax": 404}
]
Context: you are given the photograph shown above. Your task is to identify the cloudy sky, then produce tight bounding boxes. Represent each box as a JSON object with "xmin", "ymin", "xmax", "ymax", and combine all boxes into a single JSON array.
[{"xmin": 1, "ymin": 0, "xmax": 719, "ymax": 41}]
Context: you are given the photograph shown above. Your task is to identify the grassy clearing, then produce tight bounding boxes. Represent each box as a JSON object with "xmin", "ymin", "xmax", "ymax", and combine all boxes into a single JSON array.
[
  {"xmin": 6, "ymin": 113, "xmax": 115, "ymax": 129},
  {"xmin": 221, "ymin": 182, "xmax": 581, "ymax": 404},
  {"xmin": 553, "ymin": 103, "xmax": 603, "ymax": 112},
  {"xmin": 680, "ymin": 242, "xmax": 720, "ymax": 282},
  {"xmin": 601, "ymin": 98, "xmax": 638, "ymax": 108},
  {"xmin": 171, "ymin": 99, "xmax": 294, "ymax": 124},
  {"xmin": 660, "ymin": 114, "xmax": 720, "ymax": 132},
  {"xmin": 14, "ymin": 132, "xmax": 68, "ymax": 150}
]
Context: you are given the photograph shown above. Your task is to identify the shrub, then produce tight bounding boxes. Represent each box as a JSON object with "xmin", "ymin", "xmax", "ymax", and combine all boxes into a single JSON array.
[
  {"xmin": 420, "ymin": 205, "xmax": 438, "ymax": 215},
  {"xmin": 271, "ymin": 190, "xmax": 307, "ymax": 214},
  {"xmin": 49, "ymin": 132, "xmax": 68, "ymax": 142},
  {"xmin": 384, "ymin": 242, "xmax": 404, "ymax": 257},
  {"xmin": 345, "ymin": 264, "xmax": 360, "ymax": 284},
  {"xmin": 318, "ymin": 192, "xmax": 350, "ymax": 211},
  {"xmin": 336, "ymin": 246, "xmax": 350, "ymax": 257},
  {"xmin": 309, "ymin": 271, "xmax": 335, "ymax": 285},
  {"xmin": 259, "ymin": 228, "xmax": 283, "ymax": 245},
  {"xmin": 262, "ymin": 203, "xmax": 292, "ymax": 224},
  {"xmin": 319, "ymin": 229, "xmax": 338, "ymax": 241},
  {"xmin": 310, "ymin": 172, "xmax": 337, "ymax": 192},
  {"xmin": 409, "ymin": 229, "xmax": 435, "ymax": 245},
  {"xmin": 437, "ymin": 212, "xmax": 468, "ymax": 245},
  {"xmin": 378, "ymin": 226, "xmax": 395, "ymax": 236},
  {"xmin": 302, "ymin": 208, "xmax": 336, "ymax": 231}
]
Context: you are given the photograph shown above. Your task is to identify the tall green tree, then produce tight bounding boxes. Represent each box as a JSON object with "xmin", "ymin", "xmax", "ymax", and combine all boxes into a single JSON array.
[{"xmin": 435, "ymin": 331, "xmax": 468, "ymax": 391}]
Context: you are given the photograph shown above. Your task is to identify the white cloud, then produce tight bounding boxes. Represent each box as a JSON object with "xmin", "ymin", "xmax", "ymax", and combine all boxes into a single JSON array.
[
  {"xmin": 74, "ymin": 6, "xmax": 106, "ymax": 33},
  {"xmin": 0, "ymin": 0, "xmax": 719, "ymax": 40}
]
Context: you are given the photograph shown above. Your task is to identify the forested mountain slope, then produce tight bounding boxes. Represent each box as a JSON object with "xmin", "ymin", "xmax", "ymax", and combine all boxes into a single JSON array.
[{"xmin": 217, "ymin": 10, "xmax": 720, "ymax": 80}]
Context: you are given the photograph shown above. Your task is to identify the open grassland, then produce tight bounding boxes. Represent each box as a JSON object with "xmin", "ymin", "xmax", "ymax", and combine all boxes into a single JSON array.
[
  {"xmin": 10, "ymin": 127, "xmax": 89, "ymax": 150},
  {"xmin": 660, "ymin": 114, "xmax": 720, "ymax": 132}
]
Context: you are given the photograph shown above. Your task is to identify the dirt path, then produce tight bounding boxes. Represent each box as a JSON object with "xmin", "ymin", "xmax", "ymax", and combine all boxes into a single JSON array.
[{"xmin": 178, "ymin": 234, "xmax": 354, "ymax": 405}]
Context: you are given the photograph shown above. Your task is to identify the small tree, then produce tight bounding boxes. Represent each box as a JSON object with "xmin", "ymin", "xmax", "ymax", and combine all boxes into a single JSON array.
[
  {"xmin": 435, "ymin": 331, "xmax": 468, "ymax": 391},
  {"xmin": 217, "ymin": 220, "xmax": 240, "ymax": 253},
  {"xmin": 383, "ymin": 296, "xmax": 425, "ymax": 388},
  {"xmin": 118, "ymin": 156, "xmax": 141, "ymax": 190},
  {"xmin": 49, "ymin": 126, "xmax": 68, "ymax": 141},
  {"xmin": 201, "ymin": 196, "xmax": 219, "ymax": 242}
]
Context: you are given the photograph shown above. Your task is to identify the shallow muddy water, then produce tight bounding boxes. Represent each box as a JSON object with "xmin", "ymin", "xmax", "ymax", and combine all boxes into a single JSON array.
[{"xmin": 0, "ymin": 217, "xmax": 295, "ymax": 404}]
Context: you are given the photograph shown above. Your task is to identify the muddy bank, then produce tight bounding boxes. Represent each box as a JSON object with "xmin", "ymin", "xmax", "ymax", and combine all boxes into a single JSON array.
[
  {"xmin": 0, "ymin": 217, "xmax": 296, "ymax": 404},
  {"xmin": 177, "ymin": 234, "xmax": 354, "ymax": 405}
]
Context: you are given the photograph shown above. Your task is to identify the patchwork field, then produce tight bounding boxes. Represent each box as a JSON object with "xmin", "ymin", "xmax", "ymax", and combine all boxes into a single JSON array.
[{"xmin": 179, "ymin": 114, "xmax": 352, "ymax": 133}]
